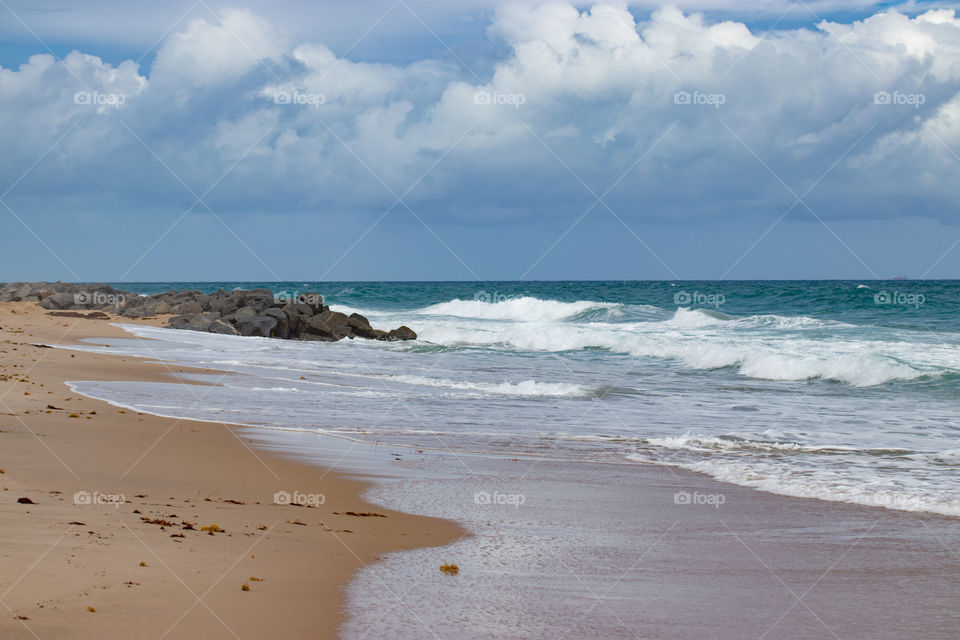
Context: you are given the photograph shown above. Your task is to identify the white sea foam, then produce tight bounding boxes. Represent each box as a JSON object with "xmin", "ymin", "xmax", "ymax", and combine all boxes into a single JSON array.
[
  {"xmin": 388, "ymin": 374, "xmax": 589, "ymax": 398},
  {"xmin": 416, "ymin": 321, "xmax": 942, "ymax": 386},
  {"xmin": 645, "ymin": 434, "xmax": 859, "ymax": 455},
  {"xmin": 631, "ymin": 453, "xmax": 960, "ymax": 517},
  {"xmin": 414, "ymin": 297, "xmax": 622, "ymax": 321}
]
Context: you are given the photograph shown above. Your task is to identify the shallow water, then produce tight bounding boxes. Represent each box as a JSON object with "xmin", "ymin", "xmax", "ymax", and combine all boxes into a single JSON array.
[{"xmin": 67, "ymin": 279, "xmax": 960, "ymax": 516}]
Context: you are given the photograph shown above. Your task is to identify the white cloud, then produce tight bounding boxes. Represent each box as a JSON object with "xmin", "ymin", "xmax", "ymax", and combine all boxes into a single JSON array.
[{"xmin": 2, "ymin": 4, "xmax": 960, "ymax": 225}]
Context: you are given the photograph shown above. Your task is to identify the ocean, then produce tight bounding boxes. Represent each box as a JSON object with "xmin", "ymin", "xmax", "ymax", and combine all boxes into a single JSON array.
[
  {"xmin": 59, "ymin": 280, "xmax": 960, "ymax": 637},
  {"xmin": 66, "ymin": 280, "xmax": 960, "ymax": 516}
]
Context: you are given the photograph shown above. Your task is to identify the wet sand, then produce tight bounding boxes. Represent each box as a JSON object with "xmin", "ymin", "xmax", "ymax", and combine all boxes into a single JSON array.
[{"xmin": 345, "ymin": 455, "xmax": 960, "ymax": 638}]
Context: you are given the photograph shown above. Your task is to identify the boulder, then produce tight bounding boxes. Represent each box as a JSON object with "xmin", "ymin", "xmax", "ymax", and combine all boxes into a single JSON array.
[
  {"xmin": 263, "ymin": 308, "xmax": 290, "ymax": 339},
  {"xmin": 187, "ymin": 313, "xmax": 222, "ymax": 332},
  {"xmin": 234, "ymin": 306, "xmax": 259, "ymax": 321},
  {"xmin": 39, "ymin": 292, "xmax": 76, "ymax": 310},
  {"xmin": 301, "ymin": 310, "xmax": 350, "ymax": 341},
  {"xmin": 347, "ymin": 313, "xmax": 381, "ymax": 339},
  {"xmin": 236, "ymin": 315, "xmax": 277, "ymax": 337},
  {"xmin": 170, "ymin": 301, "xmax": 203, "ymax": 315},
  {"xmin": 384, "ymin": 326, "xmax": 417, "ymax": 341},
  {"xmin": 208, "ymin": 320, "xmax": 239, "ymax": 335},
  {"xmin": 209, "ymin": 296, "xmax": 240, "ymax": 316},
  {"xmin": 168, "ymin": 315, "xmax": 193, "ymax": 330}
]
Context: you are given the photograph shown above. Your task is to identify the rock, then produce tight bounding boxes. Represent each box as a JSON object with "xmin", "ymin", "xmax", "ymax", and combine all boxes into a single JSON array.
[
  {"xmin": 233, "ymin": 306, "xmax": 258, "ymax": 321},
  {"xmin": 302, "ymin": 310, "xmax": 350, "ymax": 341},
  {"xmin": 170, "ymin": 301, "xmax": 203, "ymax": 315},
  {"xmin": 209, "ymin": 296, "xmax": 240, "ymax": 316},
  {"xmin": 300, "ymin": 292, "xmax": 325, "ymax": 314},
  {"xmin": 263, "ymin": 308, "xmax": 290, "ymax": 339},
  {"xmin": 347, "ymin": 313, "xmax": 381, "ymax": 339},
  {"xmin": 0, "ymin": 282, "xmax": 417, "ymax": 344},
  {"xmin": 236, "ymin": 315, "xmax": 277, "ymax": 337},
  {"xmin": 187, "ymin": 313, "xmax": 221, "ymax": 332},
  {"xmin": 168, "ymin": 315, "xmax": 193, "ymax": 330},
  {"xmin": 39, "ymin": 292, "xmax": 76, "ymax": 310},
  {"xmin": 208, "ymin": 320, "xmax": 239, "ymax": 335},
  {"xmin": 384, "ymin": 326, "xmax": 417, "ymax": 341}
]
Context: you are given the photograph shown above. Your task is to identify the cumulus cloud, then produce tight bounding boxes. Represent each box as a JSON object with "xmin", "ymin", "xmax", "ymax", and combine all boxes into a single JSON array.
[{"xmin": 2, "ymin": 3, "xmax": 960, "ymax": 228}]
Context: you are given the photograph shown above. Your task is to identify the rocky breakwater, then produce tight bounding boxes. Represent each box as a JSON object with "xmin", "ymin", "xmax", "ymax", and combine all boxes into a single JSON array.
[{"xmin": 0, "ymin": 282, "xmax": 417, "ymax": 343}]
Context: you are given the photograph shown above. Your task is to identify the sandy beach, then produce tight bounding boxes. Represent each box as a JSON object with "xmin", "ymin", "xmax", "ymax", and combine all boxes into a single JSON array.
[
  {"xmin": 4, "ymin": 300, "xmax": 960, "ymax": 639},
  {"xmin": 0, "ymin": 302, "xmax": 462, "ymax": 639}
]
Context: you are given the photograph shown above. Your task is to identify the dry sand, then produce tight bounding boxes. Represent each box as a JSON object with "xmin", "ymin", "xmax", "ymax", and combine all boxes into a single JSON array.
[{"xmin": 0, "ymin": 303, "xmax": 463, "ymax": 639}]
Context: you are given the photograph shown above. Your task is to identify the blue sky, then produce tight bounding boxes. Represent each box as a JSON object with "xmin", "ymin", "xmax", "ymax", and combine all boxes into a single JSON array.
[{"xmin": 1, "ymin": 0, "xmax": 959, "ymax": 281}]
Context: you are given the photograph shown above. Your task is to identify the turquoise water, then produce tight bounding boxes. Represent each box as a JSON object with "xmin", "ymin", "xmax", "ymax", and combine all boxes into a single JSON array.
[{"xmin": 71, "ymin": 280, "xmax": 960, "ymax": 515}]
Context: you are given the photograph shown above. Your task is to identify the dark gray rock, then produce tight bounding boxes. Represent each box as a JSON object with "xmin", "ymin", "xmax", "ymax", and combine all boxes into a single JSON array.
[
  {"xmin": 187, "ymin": 312, "xmax": 222, "ymax": 332},
  {"xmin": 263, "ymin": 308, "xmax": 290, "ymax": 339},
  {"xmin": 236, "ymin": 315, "xmax": 277, "ymax": 337},
  {"xmin": 302, "ymin": 310, "xmax": 350, "ymax": 341},
  {"xmin": 170, "ymin": 301, "xmax": 203, "ymax": 315},
  {"xmin": 39, "ymin": 292, "xmax": 76, "ymax": 310},
  {"xmin": 208, "ymin": 320, "xmax": 239, "ymax": 335}
]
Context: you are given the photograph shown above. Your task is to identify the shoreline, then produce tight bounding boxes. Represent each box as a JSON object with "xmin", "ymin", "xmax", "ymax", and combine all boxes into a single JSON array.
[
  {"xmin": 0, "ymin": 302, "xmax": 463, "ymax": 639},
  {"xmin": 4, "ymin": 300, "xmax": 960, "ymax": 638}
]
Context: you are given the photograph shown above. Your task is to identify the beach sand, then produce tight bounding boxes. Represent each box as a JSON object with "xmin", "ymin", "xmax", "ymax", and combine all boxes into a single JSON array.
[{"xmin": 0, "ymin": 303, "xmax": 463, "ymax": 639}]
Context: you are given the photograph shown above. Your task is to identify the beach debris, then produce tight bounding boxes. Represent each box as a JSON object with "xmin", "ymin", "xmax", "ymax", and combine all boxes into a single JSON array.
[
  {"xmin": 46, "ymin": 405, "xmax": 63, "ymax": 410},
  {"xmin": 336, "ymin": 511, "xmax": 387, "ymax": 518},
  {"xmin": 68, "ymin": 521, "xmax": 86, "ymax": 526},
  {"xmin": 240, "ymin": 583, "xmax": 250, "ymax": 592},
  {"xmin": 249, "ymin": 576, "xmax": 263, "ymax": 582},
  {"xmin": 141, "ymin": 517, "xmax": 176, "ymax": 527},
  {"xmin": 139, "ymin": 561, "xmax": 148, "ymax": 567},
  {"xmin": 86, "ymin": 606, "xmax": 96, "ymax": 613},
  {"xmin": 287, "ymin": 520, "xmax": 307, "ymax": 526},
  {"xmin": 16, "ymin": 497, "xmax": 35, "ymax": 504},
  {"xmin": 47, "ymin": 311, "xmax": 110, "ymax": 320},
  {"xmin": 440, "ymin": 563, "xmax": 459, "ymax": 576},
  {"xmin": 200, "ymin": 523, "xmax": 223, "ymax": 533},
  {"xmin": 68, "ymin": 413, "xmax": 79, "ymax": 418}
]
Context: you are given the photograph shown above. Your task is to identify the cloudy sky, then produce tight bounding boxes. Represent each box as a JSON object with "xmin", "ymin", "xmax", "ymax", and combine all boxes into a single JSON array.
[{"xmin": 1, "ymin": 0, "xmax": 959, "ymax": 281}]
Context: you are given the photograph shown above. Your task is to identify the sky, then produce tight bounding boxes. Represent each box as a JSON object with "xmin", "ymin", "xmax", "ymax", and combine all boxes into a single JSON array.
[{"xmin": 1, "ymin": 0, "xmax": 960, "ymax": 282}]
